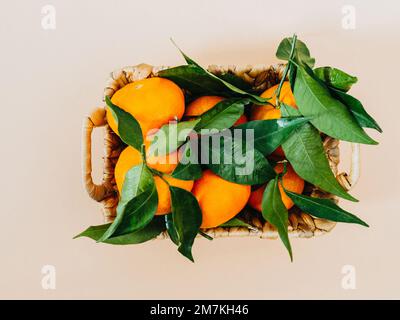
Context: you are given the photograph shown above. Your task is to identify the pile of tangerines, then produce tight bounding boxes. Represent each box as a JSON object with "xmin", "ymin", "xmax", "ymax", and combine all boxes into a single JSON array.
[{"xmin": 107, "ymin": 78, "xmax": 304, "ymax": 229}]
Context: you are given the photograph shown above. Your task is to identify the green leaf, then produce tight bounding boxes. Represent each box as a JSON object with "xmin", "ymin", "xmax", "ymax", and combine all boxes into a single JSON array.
[
  {"xmin": 105, "ymin": 96, "xmax": 143, "ymax": 150},
  {"xmin": 171, "ymin": 39, "xmax": 201, "ymax": 67},
  {"xmin": 119, "ymin": 163, "xmax": 154, "ymax": 201},
  {"xmin": 195, "ymin": 98, "xmax": 249, "ymax": 131},
  {"xmin": 73, "ymin": 217, "xmax": 166, "ymax": 245},
  {"xmin": 314, "ymin": 66, "xmax": 358, "ymax": 92},
  {"xmin": 261, "ymin": 178, "xmax": 293, "ymax": 261},
  {"xmin": 282, "ymin": 123, "xmax": 357, "ymax": 202},
  {"xmin": 276, "ymin": 37, "xmax": 315, "ymax": 68},
  {"xmin": 110, "ymin": 187, "xmax": 158, "ymax": 237},
  {"xmin": 171, "ymin": 45, "xmax": 266, "ymax": 104},
  {"xmin": 217, "ymin": 73, "xmax": 252, "ymax": 91},
  {"xmin": 98, "ymin": 163, "xmax": 155, "ymax": 242},
  {"xmin": 205, "ymin": 133, "xmax": 276, "ymax": 185},
  {"xmin": 294, "ymin": 66, "xmax": 377, "ymax": 145},
  {"xmin": 158, "ymin": 65, "xmax": 226, "ymax": 95},
  {"xmin": 171, "ymin": 143, "xmax": 202, "ymax": 180},
  {"xmin": 285, "ymin": 191, "xmax": 369, "ymax": 227},
  {"xmin": 165, "ymin": 214, "xmax": 179, "ymax": 245},
  {"xmin": 172, "ymin": 40, "xmax": 250, "ymax": 93},
  {"xmin": 219, "ymin": 217, "xmax": 254, "ymax": 229},
  {"xmin": 280, "ymin": 103, "xmax": 302, "ymax": 117},
  {"xmin": 149, "ymin": 119, "xmax": 200, "ymax": 156},
  {"xmin": 171, "ymin": 160, "xmax": 202, "ymax": 180},
  {"xmin": 330, "ymin": 88, "xmax": 382, "ymax": 133},
  {"xmin": 170, "ymin": 186, "xmax": 202, "ymax": 262},
  {"xmin": 158, "ymin": 64, "xmax": 267, "ymax": 104},
  {"xmin": 288, "ymin": 63, "xmax": 297, "ymax": 91},
  {"xmin": 235, "ymin": 117, "xmax": 309, "ymax": 155}
]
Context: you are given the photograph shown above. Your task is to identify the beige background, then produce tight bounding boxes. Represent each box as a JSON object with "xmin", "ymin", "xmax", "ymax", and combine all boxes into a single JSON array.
[{"xmin": 0, "ymin": 0, "xmax": 399, "ymax": 299}]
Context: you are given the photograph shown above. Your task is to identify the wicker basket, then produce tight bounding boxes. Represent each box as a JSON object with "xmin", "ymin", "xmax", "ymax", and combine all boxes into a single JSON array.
[{"xmin": 82, "ymin": 63, "xmax": 360, "ymax": 239}]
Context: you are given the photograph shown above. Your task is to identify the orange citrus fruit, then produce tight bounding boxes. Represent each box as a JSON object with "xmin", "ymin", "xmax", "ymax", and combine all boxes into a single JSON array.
[
  {"xmin": 234, "ymin": 114, "xmax": 248, "ymax": 126},
  {"xmin": 144, "ymin": 130, "xmax": 181, "ymax": 174},
  {"xmin": 191, "ymin": 170, "xmax": 251, "ymax": 228},
  {"xmin": 250, "ymin": 81, "xmax": 297, "ymax": 157},
  {"xmin": 185, "ymin": 96, "xmax": 224, "ymax": 116},
  {"xmin": 248, "ymin": 163, "xmax": 304, "ymax": 211},
  {"xmin": 114, "ymin": 146, "xmax": 193, "ymax": 215},
  {"xmin": 106, "ymin": 77, "xmax": 185, "ymax": 137},
  {"xmin": 114, "ymin": 147, "xmax": 143, "ymax": 192},
  {"xmin": 185, "ymin": 95, "xmax": 248, "ymax": 126},
  {"xmin": 153, "ymin": 175, "xmax": 194, "ymax": 215}
]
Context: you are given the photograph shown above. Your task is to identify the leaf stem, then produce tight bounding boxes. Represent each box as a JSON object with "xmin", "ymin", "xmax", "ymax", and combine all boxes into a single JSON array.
[
  {"xmin": 275, "ymin": 34, "xmax": 298, "ymax": 108},
  {"xmin": 144, "ymin": 147, "xmax": 171, "ymax": 185},
  {"xmin": 149, "ymin": 167, "xmax": 171, "ymax": 186},
  {"xmin": 140, "ymin": 144, "xmax": 147, "ymax": 164},
  {"xmin": 288, "ymin": 58, "xmax": 300, "ymax": 68},
  {"xmin": 198, "ymin": 230, "xmax": 213, "ymax": 241}
]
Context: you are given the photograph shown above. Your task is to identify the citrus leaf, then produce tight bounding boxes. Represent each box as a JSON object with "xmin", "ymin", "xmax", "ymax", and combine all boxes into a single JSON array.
[
  {"xmin": 171, "ymin": 143, "xmax": 202, "ymax": 180},
  {"xmin": 276, "ymin": 37, "xmax": 315, "ymax": 68},
  {"xmin": 195, "ymin": 98, "xmax": 249, "ymax": 131},
  {"xmin": 294, "ymin": 66, "xmax": 377, "ymax": 145},
  {"xmin": 158, "ymin": 64, "xmax": 267, "ymax": 104},
  {"xmin": 219, "ymin": 217, "xmax": 254, "ymax": 229},
  {"xmin": 205, "ymin": 133, "xmax": 276, "ymax": 185},
  {"xmin": 288, "ymin": 63, "xmax": 297, "ymax": 91},
  {"xmin": 170, "ymin": 39, "xmax": 201, "ymax": 67},
  {"xmin": 98, "ymin": 163, "xmax": 155, "ymax": 242},
  {"xmin": 165, "ymin": 214, "xmax": 179, "ymax": 246},
  {"xmin": 282, "ymin": 123, "xmax": 357, "ymax": 202},
  {"xmin": 105, "ymin": 96, "xmax": 143, "ymax": 150},
  {"xmin": 119, "ymin": 163, "xmax": 154, "ymax": 201},
  {"xmin": 170, "ymin": 186, "xmax": 202, "ymax": 262},
  {"xmin": 173, "ymin": 40, "xmax": 251, "ymax": 91},
  {"xmin": 217, "ymin": 73, "xmax": 252, "ymax": 90},
  {"xmin": 110, "ymin": 187, "xmax": 158, "ymax": 237},
  {"xmin": 149, "ymin": 119, "xmax": 200, "ymax": 156},
  {"xmin": 159, "ymin": 65, "xmax": 226, "ymax": 95},
  {"xmin": 314, "ymin": 66, "xmax": 358, "ymax": 92},
  {"xmin": 262, "ymin": 178, "xmax": 293, "ymax": 261},
  {"xmin": 171, "ymin": 161, "xmax": 202, "ymax": 180},
  {"xmin": 235, "ymin": 117, "xmax": 309, "ymax": 155},
  {"xmin": 280, "ymin": 103, "xmax": 302, "ymax": 117},
  {"xmin": 73, "ymin": 217, "xmax": 165, "ymax": 245},
  {"xmin": 330, "ymin": 88, "xmax": 382, "ymax": 133},
  {"xmin": 171, "ymin": 46, "xmax": 267, "ymax": 104},
  {"xmin": 285, "ymin": 191, "xmax": 369, "ymax": 227}
]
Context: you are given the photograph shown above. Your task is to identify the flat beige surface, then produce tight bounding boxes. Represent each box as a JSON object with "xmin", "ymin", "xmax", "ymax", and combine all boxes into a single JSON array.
[{"xmin": 0, "ymin": 0, "xmax": 399, "ymax": 299}]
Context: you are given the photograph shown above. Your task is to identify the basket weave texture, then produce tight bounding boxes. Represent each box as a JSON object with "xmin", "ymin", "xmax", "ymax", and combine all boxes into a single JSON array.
[{"xmin": 83, "ymin": 63, "xmax": 359, "ymax": 239}]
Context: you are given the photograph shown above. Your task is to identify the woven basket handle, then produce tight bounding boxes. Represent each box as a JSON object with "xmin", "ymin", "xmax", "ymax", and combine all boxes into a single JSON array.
[
  {"xmin": 337, "ymin": 143, "xmax": 360, "ymax": 191},
  {"xmin": 82, "ymin": 107, "xmax": 114, "ymax": 202}
]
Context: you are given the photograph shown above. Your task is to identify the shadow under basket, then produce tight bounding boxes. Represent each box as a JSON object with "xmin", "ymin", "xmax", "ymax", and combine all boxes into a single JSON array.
[{"xmin": 82, "ymin": 63, "xmax": 360, "ymax": 240}]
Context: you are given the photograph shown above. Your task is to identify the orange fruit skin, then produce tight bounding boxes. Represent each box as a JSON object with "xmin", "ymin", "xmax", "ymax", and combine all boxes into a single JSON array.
[
  {"xmin": 153, "ymin": 175, "xmax": 194, "ymax": 215},
  {"xmin": 145, "ymin": 130, "xmax": 181, "ymax": 174},
  {"xmin": 185, "ymin": 95, "xmax": 247, "ymax": 127},
  {"xmin": 248, "ymin": 163, "xmax": 304, "ymax": 211},
  {"xmin": 114, "ymin": 147, "xmax": 142, "ymax": 193},
  {"xmin": 234, "ymin": 114, "xmax": 248, "ymax": 126},
  {"xmin": 185, "ymin": 96, "xmax": 224, "ymax": 117},
  {"xmin": 250, "ymin": 82, "xmax": 297, "ymax": 158},
  {"xmin": 114, "ymin": 146, "xmax": 193, "ymax": 215},
  {"xmin": 191, "ymin": 170, "xmax": 251, "ymax": 228},
  {"xmin": 106, "ymin": 77, "xmax": 185, "ymax": 137}
]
